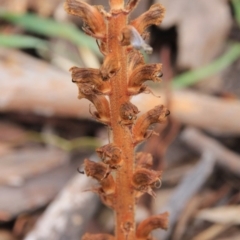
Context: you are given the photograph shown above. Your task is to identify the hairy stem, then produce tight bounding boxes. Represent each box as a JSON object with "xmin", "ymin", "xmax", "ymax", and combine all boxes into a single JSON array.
[{"xmin": 108, "ymin": 11, "xmax": 136, "ymax": 240}]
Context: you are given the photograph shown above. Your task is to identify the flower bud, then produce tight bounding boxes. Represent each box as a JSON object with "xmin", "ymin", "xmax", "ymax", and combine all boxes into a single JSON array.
[
  {"xmin": 132, "ymin": 105, "xmax": 170, "ymax": 144},
  {"xmin": 70, "ymin": 67, "xmax": 111, "ymax": 94},
  {"xmin": 130, "ymin": 4, "xmax": 165, "ymax": 35},
  {"xmin": 96, "ymin": 143, "xmax": 122, "ymax": 169},
  {"xmin": 136, "ymin": 212, "xmax": 169, "ymax": 239},
  {"xmin": 65, "ymin": 0, "xmax": 106, "ymax": 39},
  {"xmin": 119, "ymin": 101, "xmax": 139, "ymax": 125}
]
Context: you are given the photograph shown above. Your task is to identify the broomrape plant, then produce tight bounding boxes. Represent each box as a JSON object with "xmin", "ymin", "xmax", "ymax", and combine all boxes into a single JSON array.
[{"xmin": 65, "ymin": 0, "xmax": 170, "ymax": 239}]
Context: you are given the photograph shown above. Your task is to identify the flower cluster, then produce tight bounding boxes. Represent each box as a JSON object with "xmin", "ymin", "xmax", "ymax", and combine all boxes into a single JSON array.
[{"xmin": 65, "ymin": 0, "xmax": 169, "ymax": 239}]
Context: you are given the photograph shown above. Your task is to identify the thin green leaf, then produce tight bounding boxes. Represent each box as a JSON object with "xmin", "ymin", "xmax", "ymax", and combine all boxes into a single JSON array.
[
  {"xmin": 0, "ymin": 34, "xmax": 47, "ymax": 49},
  {"xmin": 0, "ymin": 11, "xmax": 101, "ymax": 56},
  {"xmin": 232, "ymin": 0, "xmax": 240, "ymax": 26},
  {"xmin": 173, "ymin": 43, "xmax": 240, "ymax": 89}
]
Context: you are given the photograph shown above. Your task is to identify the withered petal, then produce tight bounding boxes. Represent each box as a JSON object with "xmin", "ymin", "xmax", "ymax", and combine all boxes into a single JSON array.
[
  {"xmin": 130, "ymin": 3, "xmax": 165, "ymax": 35},
  {"xmin": 65, "ymin": 0, "xmax": 106, "ymax": 39}
]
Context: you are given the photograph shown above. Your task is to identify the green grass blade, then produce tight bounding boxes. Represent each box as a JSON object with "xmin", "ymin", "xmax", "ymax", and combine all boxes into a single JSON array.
[
  {"xmin": 0, "ymin": 11, "xmax": 100, "ymax": 56},
  {"xmin": 232, "ymin": 0, "xmax": 240, "ymax": 26},
  {"xmin": 0, "ymin": 34, "xmax": 47, "ymax": 49},
  {"xmin": 173, "ymin": 43, "xmax": 240, "ymax": 89}
]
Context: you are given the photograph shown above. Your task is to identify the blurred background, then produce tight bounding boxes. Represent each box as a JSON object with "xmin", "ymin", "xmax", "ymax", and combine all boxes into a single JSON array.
[{"xmin": 0, "ymin": 0, "xmax": 240, "ymax": 239}]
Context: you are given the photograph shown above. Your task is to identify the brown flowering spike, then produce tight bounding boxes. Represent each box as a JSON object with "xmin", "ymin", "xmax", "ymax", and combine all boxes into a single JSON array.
[
  {"xmin": 128, "ymin": 63, "xmax": 163, "ymax": 95},
  {"xmin": 96, "ymin": 143, "xmax": 122, "ymax": 169},
  {"xmin": 100, "ymin": 53, "xmax": 121, "ymax": 81},
  {"xmin": 64, "ymin": 0, "xmax": 106, "ymax": 39},
  {"xmin": 119, "ymin": 101, "xmax": 139, "ymax": 125},
  {"xmin": 130, "ymin": 4, "xmax": 165, "ymax": 35},
  {"xmin": 135, "ymin": 152, "xmax": 153, "ymax": 169},
  {"xmin": 136, "ymin": 212, "xmax": 169, "ymax": 239},
  {"xmin": 120, "ymin": 26, "xmax": 152, "ymax": 54},
  {"xmin": 78, "ymin": 85, "xmax": 110, "ymax": 124},
  {"xmin": 132, "ymin": 105, "xmax": 170, "ymax": 144},
  {"xmin": 82, "ymin": 233, "xmax": 115, "ymax": 240},
  {"xmin": 125, "ymin": 0, "xmax": 141, "ymax": 13},
  {"xmin": 132, "ymin": 168, "xmax": 161, "ymax": 191},
  {"xmin": 70, "ymin": 67, "xmax": 111, "ymax": 94},
  {"xmin": 65, "ymin": 0, "xmax": 169, "ymax": 238}
]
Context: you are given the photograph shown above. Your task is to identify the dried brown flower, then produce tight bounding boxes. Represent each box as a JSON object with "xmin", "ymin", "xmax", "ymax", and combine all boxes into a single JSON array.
[{"xmin": 65, "ymin": 0, "xmax": 106, "ymax": 39}]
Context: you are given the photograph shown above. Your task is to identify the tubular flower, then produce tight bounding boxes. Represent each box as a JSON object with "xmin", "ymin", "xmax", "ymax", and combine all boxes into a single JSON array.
[
  {"xmin": 130, "ymin": 3, "xmax": 165, "ymax": 35},
  {"xmin": 65, "ymin": 0, "xmax": 106, "ymax": 39}
]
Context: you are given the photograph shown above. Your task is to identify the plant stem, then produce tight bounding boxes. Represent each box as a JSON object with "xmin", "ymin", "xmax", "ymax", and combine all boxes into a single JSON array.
[{"xmin": 108, "ymin": 12, "xmax": 136, "ymax": 240}]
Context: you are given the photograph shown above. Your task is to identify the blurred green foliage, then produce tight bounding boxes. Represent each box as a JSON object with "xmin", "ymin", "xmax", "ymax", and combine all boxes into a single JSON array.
[
  {"xmin": 232, "ymin": 0, "xmax": 240, "ymax": 26},
  {"xmin": 0, "ymin": 11, "xmax": 100, "ymax": 56}
]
